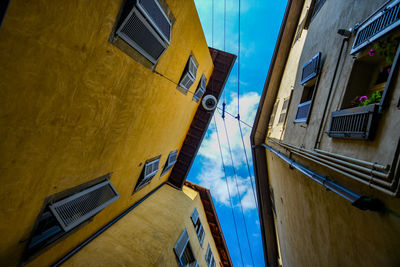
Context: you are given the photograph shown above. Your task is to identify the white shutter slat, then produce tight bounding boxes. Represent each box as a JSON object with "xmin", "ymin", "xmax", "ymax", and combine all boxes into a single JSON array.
[
  {"xmin": 191, "ymin": 208, "xmax": 199, "ymax": 225},
  {"xmin": 174, "ymin": 229, "xmax": 190, "ymax": 259},
  {"xmin": 144, "ymin": 158, "xmax": 159, "ymax": 179},
  {"xmin": 49, "ymin": 180, "xmax": 119, "ymax": 232},
  {"xmin": 116, "ymin": 8, "xmax": 166, "ymax": 64}
]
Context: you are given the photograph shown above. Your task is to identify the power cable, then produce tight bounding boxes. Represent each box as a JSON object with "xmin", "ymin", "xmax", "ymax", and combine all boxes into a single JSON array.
[
  {"xmin": 222, "ymin": 116, "xmax": 255, "ymax": 267},
  {"xmin": 233, "ymin": 0, "xmax": 258, "ymax": 209},
  {"xmin": 217, "ymin": 106, "xmax": 252, "ymax": 128},
  {"xmin": 238, "ymin": 118, "xmax": 259, "ymax": 210},
  {"xmin": 213, "ymin": 116, "xmax": 245, "ymax": 267},
  {"xmin": 223, "ymin": 0, "xmax": 226, "ymax": 103},
  {"xmin": 231, "ymin": 0, "xmax": 256, "ymax": 265},
  {"xmin": 237, "ymin": 0, "xmax": 241, "ymax": 115}
]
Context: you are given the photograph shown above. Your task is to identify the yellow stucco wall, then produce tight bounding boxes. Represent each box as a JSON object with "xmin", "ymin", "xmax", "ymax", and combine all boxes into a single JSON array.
[
  {"xmin": 0, "ymin": 0, "xmax": 213, "ymax": 265},
  {"xmin": 62, "ymin": 184, "xmax": 222, "ymax": 267}
]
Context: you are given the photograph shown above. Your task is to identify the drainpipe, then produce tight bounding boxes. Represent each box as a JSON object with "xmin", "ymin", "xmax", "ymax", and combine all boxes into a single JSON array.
[
  {"xmin": 314, "ymin": 36, "xmax": 349, "ymax": 149},
  {"xmin": 262, "ymin": 144, "xmax": 383, "ymax": 212}
]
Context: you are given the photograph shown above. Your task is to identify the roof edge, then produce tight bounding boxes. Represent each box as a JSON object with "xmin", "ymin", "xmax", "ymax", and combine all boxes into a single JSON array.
[
  {"xmin": 184, "ymin": 181, "xmax": 233, "ymax": 267},
  {"xmin": 168, "ymin": 48, "xmax": 236, "ymax": 189},
  {"xmin": 250, "ymin": 0, "xmax": 306, "ymax": 266}
]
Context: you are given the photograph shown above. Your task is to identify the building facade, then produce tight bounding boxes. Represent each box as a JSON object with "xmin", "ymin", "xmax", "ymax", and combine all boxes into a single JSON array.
[
  {"xmin": 0, "ymin": 0, "xmax": 235, "ymax": 266},
  {"xmin": 252, "ymin": 0, "xmax": 400, "ymax": 266},
  {"xmin": 59, "ymin": 182, "xmax": 231, "ymax": 267}
]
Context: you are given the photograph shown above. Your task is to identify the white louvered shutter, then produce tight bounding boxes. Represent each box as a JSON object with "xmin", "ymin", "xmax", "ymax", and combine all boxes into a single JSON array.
[
  {"xmin": 174, "ymin": 229, "xmax": 190, "ymax": 259},
  {"xmin": 49, "ymin": 180, "xmax": 119, "ymax": 232}
]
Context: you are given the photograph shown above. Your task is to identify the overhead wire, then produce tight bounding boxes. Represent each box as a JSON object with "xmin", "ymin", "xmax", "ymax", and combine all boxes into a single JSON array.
[
  {"xmin": 234, "ymin": 0, "xmax": 258, "ymax": 214},
  {"xmin": 238, "ymin": 119, "xmax": 259, "ymax": 210},
  {"xmin": 235, "ymin": 0, "xmax": 256, "ymax": 265},
  {"xmin": 213, "ymin": 116, "xmax": 245, "ymax": 267},
  {"xmin": 222, "ymin": 117, "xmax": 255, "ymax": 267},
  {"xmin": 223, "ymin": 0, "xmax": 227, "ymax": 103}
]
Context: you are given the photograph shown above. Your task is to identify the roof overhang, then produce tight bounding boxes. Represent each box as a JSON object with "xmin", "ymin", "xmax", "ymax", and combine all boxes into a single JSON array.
[
  {"xmin": 184, "ymin": 181, "xmax": 233, "ymax": 267},
  {"xmin": 168, "ymin": 48, "xmax": 236, "ymax": 189},
  {"xmin": 249, "ymin": 0, "xmax": 306, "ymax": 266}
]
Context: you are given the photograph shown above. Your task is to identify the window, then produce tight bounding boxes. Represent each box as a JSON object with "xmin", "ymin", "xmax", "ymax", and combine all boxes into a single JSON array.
[
  {"xmin": 351, "ymin": 0, "xmax": 400, "ymax": 55},
  {"xmin": 190, "ymin": 208, "xmax": 205, "ymax": 246},
  {"xmin": 174, "ymin": 229, "xmax": 198, "ymax": 267},
  {"xmin": 205, "ymin": 244, "xmax": 216, "ymax": 267},
  {"xmin": 269, "ymin": 100, "xmax": 279, "ymax": 128},
  {"xmin": 114, "ymin": 0, "xmax": 172, "ymax": 64},
  {"xmin": 193, "ymin": 74, "xmax": 207, "ymax": 102},
  {"xmin": 293, "ymin": 16, "xmax": 306, "ymax": 46},
  {"xmin": 294, "ymin": 52, "xmax": 321, "ymax": 123},
  {"xmin": 134, "ymin": 157, "xmax": 160, "ymax": 192},
  {"xmin": 327, "ymin": 1, "xmax": 400, "ymax": 140},
  {"xmin": 278, "ymin": 97, "xmax": 290, "ymax": 125},
  {"xmin": 311, "ymin": 0, "xmax": 326, "ymax": 19},
  {"xmin": 304, "ymin": 0, "xmax": 327, "ymax": 29},
  {"xmin": 24, "ymin": 174, "xmax": 119, "ymax": 261},
  {"xmin": 161, "ymin": 150, "xmax": 178, "ymax": 176},
  {"xmin": 0, "ymin": 0, "xmax": 10, "ymax": 28},
  {"xmin": 179, "ymin": 56, "xmax": 198, "ymax": 93}
]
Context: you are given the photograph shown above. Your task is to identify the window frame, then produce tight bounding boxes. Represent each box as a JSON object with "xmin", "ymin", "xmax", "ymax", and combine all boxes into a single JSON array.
[
  {"xmin": 110, "ymin": 0, "xmax": 173, "ymax": 67},
  {"xmin": 116, "ymin": 7, "xmax": 167, "ymax": 64},
  {"xmin": 190, "ymin": 208, "xmax": 205, "ymax": 246},
  {"xmin": 278, "ymin": 96, "xmax": 291, "ymax": 125},
  {"xmin": 205, "ymin": 244, "xmax": 216, "ymax": 267},
  {"xmin": 174, "ymin": 229, "xmax": 198, "ymax": 267},
  {"xmin": 161, "ymin": 150, "xmax": 178, "ymax": 176},
  {"xmin": 327, "ymin": 3, "xmax": 400, "ymax": 140},
  {"xmin": 0, "ymin": 0, "xmax": 10, "ymax": 28},
  {"xmin": 134, "ymin": 156, "xmax": 161, "ymax": 192},
  {"xmin": 179, "ymin": 55, "xmax": 198, "ymax": 93},
  {"xmin": 303, "ymin": 0, "xmax": 327, "ymax": 29},
  {"xmin": 269, "ymin": 100, "xmax": 280, "ymax": 128},
  {"xmin": 193, "ymin": 74, "xmax": 207, "ymax": 102},
  {"xmin": 136, "ymin": 0, "xmax": 172, "ymax": 44},
  {"xmin": 350, "ymin": 0, "xmax": 400, "ymax": 55},
  {"xmin": 23, "ymin": 173, "xmax": 118, "ymax": 263},
  {"xmin": 294, "ymin": 52, "xmax": 322, "ymax": 124}
]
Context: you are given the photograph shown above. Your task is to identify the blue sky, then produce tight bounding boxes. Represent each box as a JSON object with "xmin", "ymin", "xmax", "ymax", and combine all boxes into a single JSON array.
[{"xmin": 188, "ymin": 1, "xmax": 288, "ymax": 266}]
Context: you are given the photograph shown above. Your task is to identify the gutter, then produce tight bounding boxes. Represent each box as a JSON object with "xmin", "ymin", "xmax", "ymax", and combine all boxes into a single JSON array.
[
  {"xmin": 250, "ymin": 0, "xmax": 303, "ymax": 266},
  {"xmin": 52, "ymin": 182, "xmax": 166, "ymax": 266},
  {"xmin": 262, "ymin": 144, "xmax": 383, "ymax": 211}
]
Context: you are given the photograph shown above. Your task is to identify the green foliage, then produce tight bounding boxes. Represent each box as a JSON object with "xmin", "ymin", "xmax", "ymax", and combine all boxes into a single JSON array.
[
  {"xmin": 372, "ymin": 36, "xmax": 400, "ymax": 63},
  {"xmin": 359, "ymin": 90, "xmax": 382, "ymax": 106}
]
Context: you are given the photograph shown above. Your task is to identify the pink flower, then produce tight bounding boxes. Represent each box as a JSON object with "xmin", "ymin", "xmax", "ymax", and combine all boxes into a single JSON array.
[
  {"xmin": 369, "ymin": 48, "xmax": 375, "ymax": 56},
  {"xmin": 387, "ymin": 67, "xmax": 391, "ymax": 74},
  {"xmin": 359, "ymin": 96, "xmax": 368, "ymax": 102}
]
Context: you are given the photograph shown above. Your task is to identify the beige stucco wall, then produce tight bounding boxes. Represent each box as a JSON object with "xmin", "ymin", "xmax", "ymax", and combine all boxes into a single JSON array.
[
  {"xmin": 266, "ymin": 151, "xmax": 400, "ymax": 267},
  {"xmin": 264, "ymin": 0, "xmax": 400, "ymax": 266},
  {"xmin": 0, "ymin": 0, "xmax": 213, "ymax": 265},
  {"xmin": 62, "ymin": 184, "xmax": 221, "ymax": 267},
  {"xmin": 283, "ymin": 0, "xmax": 399, "ymax": 167},
  {"xmin": 268, "ymin": 0, "xmax": 311, "ymax": 140}
]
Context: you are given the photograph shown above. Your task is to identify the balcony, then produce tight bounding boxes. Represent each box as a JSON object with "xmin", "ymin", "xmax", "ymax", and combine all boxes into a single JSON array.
[{"xmin": 327, "ymin": 104, "xmax": 380, "ymax": 140}]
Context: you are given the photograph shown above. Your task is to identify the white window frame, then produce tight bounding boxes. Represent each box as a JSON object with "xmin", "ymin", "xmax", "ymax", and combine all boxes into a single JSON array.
[
  {"xmin": 161, "ymin": 150, "xmax": 178, "ymax": 176},
  {"xmin": 135, "ymin": 158, "xmax": 160, "ymax": 191},
  {"xmin": 193, "ymin": 74, "xmax": 207, "ymax": 102}
]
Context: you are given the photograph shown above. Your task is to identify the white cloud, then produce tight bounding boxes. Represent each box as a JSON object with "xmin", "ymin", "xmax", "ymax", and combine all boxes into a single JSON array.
[{"xmin": 196, "ymin": 92, "xmax": 260, "ymax": 211}]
